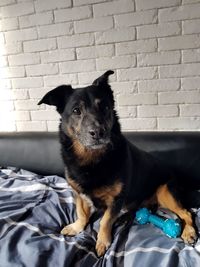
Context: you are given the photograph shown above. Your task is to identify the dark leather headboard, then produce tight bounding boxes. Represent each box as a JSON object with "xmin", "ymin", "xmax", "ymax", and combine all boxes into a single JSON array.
[
  {"xmin": 0, "ymin": 132, "xmax": 64, "ymax": 177},
  {"xmin": 0, "ymin": 132, "xmax": 200, "ymax": 182}
]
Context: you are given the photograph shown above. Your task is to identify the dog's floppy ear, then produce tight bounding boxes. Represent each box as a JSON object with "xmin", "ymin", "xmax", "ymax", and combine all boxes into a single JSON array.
[
  {"xmin": 93, "ymin": 70, "xmax": 114, "ymax": 86},
  {"xmin": 38, "ymin": 85, "xmax": 73, "ymax": 114}
]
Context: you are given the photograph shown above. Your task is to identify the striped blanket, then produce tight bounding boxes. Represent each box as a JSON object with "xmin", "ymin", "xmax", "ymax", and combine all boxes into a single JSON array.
[{"xmin": 0, "ymin": 167, "xmax": 199, "ymax": 267}]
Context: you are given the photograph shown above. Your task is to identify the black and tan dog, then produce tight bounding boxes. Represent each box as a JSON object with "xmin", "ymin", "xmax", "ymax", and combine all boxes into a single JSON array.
[{"xmin": 39, "ymin": 70, "xmax": 199, "ymax": 257}]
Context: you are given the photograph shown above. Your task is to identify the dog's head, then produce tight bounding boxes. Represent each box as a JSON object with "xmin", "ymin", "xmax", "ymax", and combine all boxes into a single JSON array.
[{"xmin": 38, "ymin": 70, "xmax": 119, "ymax": 150}]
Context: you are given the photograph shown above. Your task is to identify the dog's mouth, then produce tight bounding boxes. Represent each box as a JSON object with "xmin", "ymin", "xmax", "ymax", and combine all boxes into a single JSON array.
[{"xmin": 84, "ymin": 139, "xmax": 111, "ymax": 150}]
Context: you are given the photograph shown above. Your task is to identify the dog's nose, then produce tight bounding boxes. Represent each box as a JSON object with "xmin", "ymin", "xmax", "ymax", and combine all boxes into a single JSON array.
[{"xmin": 89, "ymin": 128, "xmax": 105, "ymax": 140}]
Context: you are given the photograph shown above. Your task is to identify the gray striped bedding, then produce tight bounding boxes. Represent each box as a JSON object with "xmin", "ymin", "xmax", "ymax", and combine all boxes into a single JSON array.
[{"xmin": 0, "ymin": 167, "xmax": 199, "ymax": 267}]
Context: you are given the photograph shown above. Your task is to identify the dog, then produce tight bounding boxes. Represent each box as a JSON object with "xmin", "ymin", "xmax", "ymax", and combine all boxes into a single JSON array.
[{"xmin": 38, "ymin": 70, "xmax": 200, "ymax": 257}]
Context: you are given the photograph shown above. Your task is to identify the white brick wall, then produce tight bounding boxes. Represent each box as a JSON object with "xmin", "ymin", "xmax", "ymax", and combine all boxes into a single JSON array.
[{"xmin": 0, "ymin": 0, "xmax": 200, "ymax": 132}]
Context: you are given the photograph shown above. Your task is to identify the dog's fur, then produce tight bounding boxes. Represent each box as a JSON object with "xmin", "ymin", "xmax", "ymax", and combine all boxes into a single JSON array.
[{"xmin": 39, "ymin": 70, "xmax": 200, "ymax": 257}]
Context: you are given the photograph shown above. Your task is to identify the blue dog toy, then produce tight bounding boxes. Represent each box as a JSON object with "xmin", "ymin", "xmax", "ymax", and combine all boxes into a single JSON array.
[{"xmin": 136, "ymin": 208, "xmax": 182, "ymax": 238}]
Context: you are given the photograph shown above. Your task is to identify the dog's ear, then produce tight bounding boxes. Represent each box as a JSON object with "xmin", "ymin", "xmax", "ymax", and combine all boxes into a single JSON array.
[
  {"xmin": 93, "ymin": 70, "xmax": 114, "ymax": 86},
  {"xmin": 38, "ymin": 85, "xmax": 73, "ymax": 114}
]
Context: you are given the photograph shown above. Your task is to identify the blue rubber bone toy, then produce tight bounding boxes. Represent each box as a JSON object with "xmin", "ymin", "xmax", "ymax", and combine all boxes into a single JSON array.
[{"xmin": 136, "ymin": 208, "xmax": 182, "ymax": 238}]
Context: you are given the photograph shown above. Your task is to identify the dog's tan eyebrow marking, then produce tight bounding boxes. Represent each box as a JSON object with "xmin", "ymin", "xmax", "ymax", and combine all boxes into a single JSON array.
[{"xmin": 95, "ymin": 98, "xmax": 101, "ymax": 106}]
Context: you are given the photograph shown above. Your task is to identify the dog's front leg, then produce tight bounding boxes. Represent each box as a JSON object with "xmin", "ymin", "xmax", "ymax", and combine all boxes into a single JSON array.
[
  {"xmin": 96, "ymin": 207, "xmax": 116, "ymax": 257},
  {"xmin": 61, "ymin": 194, "xmax": 91, "ymax": 236}
]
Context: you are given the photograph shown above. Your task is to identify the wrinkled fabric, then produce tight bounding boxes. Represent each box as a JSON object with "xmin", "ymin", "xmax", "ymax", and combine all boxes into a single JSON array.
[{"xmin": 0, "ymin": 167, "xmax": 199, "ymax": 267}]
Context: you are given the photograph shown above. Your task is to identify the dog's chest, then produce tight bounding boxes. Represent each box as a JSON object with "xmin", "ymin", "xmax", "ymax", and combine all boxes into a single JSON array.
[{"xmin": 67, "ymin": 175, "xmax": 123, "ymax": 209}]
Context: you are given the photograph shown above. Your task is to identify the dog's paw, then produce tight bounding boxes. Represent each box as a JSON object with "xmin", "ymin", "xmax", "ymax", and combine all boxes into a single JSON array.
[
  {"xmin": 60, "ymin": 223, "xmax": 83, "ymax": 236},
  {"xmin": 181, "ymin": 225, "xmax": 197, "ymax": 245},
  {"xmin": 96, "ymin": 239, "xmax": 111, "ymax": 257}
]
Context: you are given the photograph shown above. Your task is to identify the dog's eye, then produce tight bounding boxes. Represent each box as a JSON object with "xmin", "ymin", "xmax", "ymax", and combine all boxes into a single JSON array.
[{"xmin": 73, "ymin": 107, "xmax": 81, "ymax": 115}]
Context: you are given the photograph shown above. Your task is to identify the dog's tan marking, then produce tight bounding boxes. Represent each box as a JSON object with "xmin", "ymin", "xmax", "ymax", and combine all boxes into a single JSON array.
[
  {"xmin": 72, "ymin": 139, "xmax": 106, "ymax": 166},
  {"xmin": 156, "ymin": 184, "xmax": 196, "ymax": 244},
  {"xmin": 95, "ymin": 98, "xmax": 101, "ymax": 106},
  {"xmin": 68, "ymin": 177, "xmax": 82, "ymax": 194},
  {"xmin": 96, "ymin": 207, "xmax": 116, "ymax": 257},
  {"xmin": 61, "ymin": 193, "xmax": 91, "ymax": 236},
  {"xmin": 93, "ymin": 181, "xmax": 123, "ymax": 206},
  {"xmin": 94, "ymin": 181, "xmax": 123, "ymax": 256}
]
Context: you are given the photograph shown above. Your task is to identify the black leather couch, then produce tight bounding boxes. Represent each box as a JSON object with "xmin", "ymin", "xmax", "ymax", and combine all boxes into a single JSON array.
[{"xmin": 0, "ymin": 132, "xmax": 200, "ymax": 186}]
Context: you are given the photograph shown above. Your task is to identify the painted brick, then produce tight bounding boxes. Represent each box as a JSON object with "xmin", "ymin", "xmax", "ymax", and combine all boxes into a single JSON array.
[
  {"xmin": 57, "ymin": 33, "xmax": 94, "ymax": 48},
  {"xmin": 78, "ymin": 71, "xmax": 116, "ymax": 85},
  {"xmin": 120, "ymin": 118, "xmax": 156, "ymax": 131},
  {"xmin": 15, "ymin": 99, "xmax": 42, "ymax": 110},
  {"xmin": 76, "ymin": 44, "xmax": 114, "ymax": 59},
  {"xmin": 60, "ymin": 59, "xmax": 95, "ymax": 74},
  {"xmin": 26, "ymin": 64, "xmax": 58, "ymax": 76},
  {"xmin": 1, "ymin": 66, "xmax": 25, "ymax": 78},
  {"xmin": 74, "ymin": 0, "xmax": 107, "ymax": 6},
  {"xmin": 31, "ymin": 110, "xmax": 59, "ymax": 121},
  {"xmin": 135, "ymin": 0, "xmax": 181, "ymax": 10},
  {"xmin": 8, "ymin": 53, "xmax": 40, "ymax": 66},
  {"xmin": 12, "ymin": 77, "xmax": 43, "ymax": 89},
  {"xmin": 159, "ymin": 63, "xmax": 200, "ymax": 78},
  {"xmin": 0, "ymin": 89, "xmax": 13, "ymax": 100},
  {"xmin": 5, "ymin": 28, "xmax": 37, "ymax": 43},
  {"xmin": 0, "ymin": 17, "xmax": 18, "ymax": 31},
  {"xmin": 115, "ymin": 10, "xmax": 157, "ymax": 27},
  {"xmin": 159, "ymin": 35, "xmax": 200, "ymax": 51},
  {"xmin": 19, "ymin": 12, "xmax": 53, "ymax": 28},
  {"xmin": 38, "ymin": 23, "xmax": 73, "ymax": 38},
  {"xmin": 137, "ymin": 22, "xmax": 181, "ymax": 39},
  {"xmin": 183, "ymin": 0, "xmax": 200, "ymax": 4},
  {"xmin": 158, "ymin": 118, "xmax": 200, "ymax": 130},
  {"xmin": 138, "ymin": 105, "xmax": 178, "ymax": 117},
  {"xmin": 0, "ymin": 33, "xmax": 4, "ymax": 43},
  {"xmin": 182, "ymin": 77, "xmax": 200, "ymax": 90},
  {"xmin": 47, "ymin": 121, "xmax": 60, "ymax": 131},
  {"xmin": 44, "ymin": 74, "xmax": 78, "ymax": 87},
  {"xmin": 0, "ymin": 0, "xmax": 15, "ymax": 7},
  {"xmin": 29, "ymin": 88, "xmax": 50, "ymax": 99},
  {"xmin": 41, "ymin": 49, "xmax": 75, "ymax": 63},
  {"xmin": 96, "ymin": 55, "xmax": 136, "ymax": 70},
  {"xmin": 24, "ymin": 39, "xmax": 57, "ymax": 52},
  {"xmin": 12, "ymin": 111, "xmax": 30, "ymax": 121},
  {"xmin": 16, "ymin": 121, "xmax": 47, "ymax": 131},
  {"xmin": 74, "ymin": 17, "xmax": 113, "ymax": 34},
  {"xmin": 159, "ymin": 3, "xmax": 200, "ymax": 22},
  {"xmin": 0, "ymin": 123, "xmax": 16, "ymax": 132},
  {"xmin": 116, "ymin": 39, "xmax": 157, "ymax": 55},
  {"xmin": 0, "ymin": 56, "xmax": 8, "ymax": 67},
  {"xmin": 117, "ymin": 106, "xmax": 137, "ymax": 118},
  {"xmin": 138, "ymin": 78, "xmax": 180, "ymax": 92},
  {"xmin": 13, "ymin": 90, "xmax": 29, "ymax": 100},
  {"xmin": 54, "ymin": 6, "xmax": 92, "ymax": 23},
  {"xmin": 183, "ymin": 19, "xmax": 200, "ymax": 34},
  {"xmin": 0, "ymin": 43, "xmax": 22, "ymax": 56},
  {"xmin": 138, "ymin": 51, "xmax": 181, "ymax": 66},
  {"xmin": 118, "ymin": 67, "xmax": 157, "ymax": 81},
  {"xmin": 180, "ymin": 104, "xmax": 200, "ymax": 116},
  {"xmin": 159, "ymin": 91, "xmax": 200, "ymax": 104},
  {"xmin": 34, "ymin": 0, "xmax": 71, "ymax": 12},
  {"xmin": 0, "ymin": 101, "xmax": 14, "ymax": 111},
  {"xmin": 0, "ymin": 89, "xmax": 28, "ymax": 101},
  {"xmin": 0, "ymin": 2, "xmax": 34, "ymax": 18},
  {"xmin": 0, "ymin": 79, "xmax": 11, "ymax": 89},
  {"xmin": 110, "ymin": 81, "xmax": 137, "ymax": 94},
  {"xmin": 93, "ymin": 0, "xmax": 135, "ymax": 17},
  {"xmin": 182, "ymin": 49, "xmax": 200, "ymax": 63},
  {"xmin": 117, "ymin": 93, "xmax": 157, "ymax": 105},
  {"xmin": 95, "ymin": 28, "xmax": 135, "ymax": 44}
]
